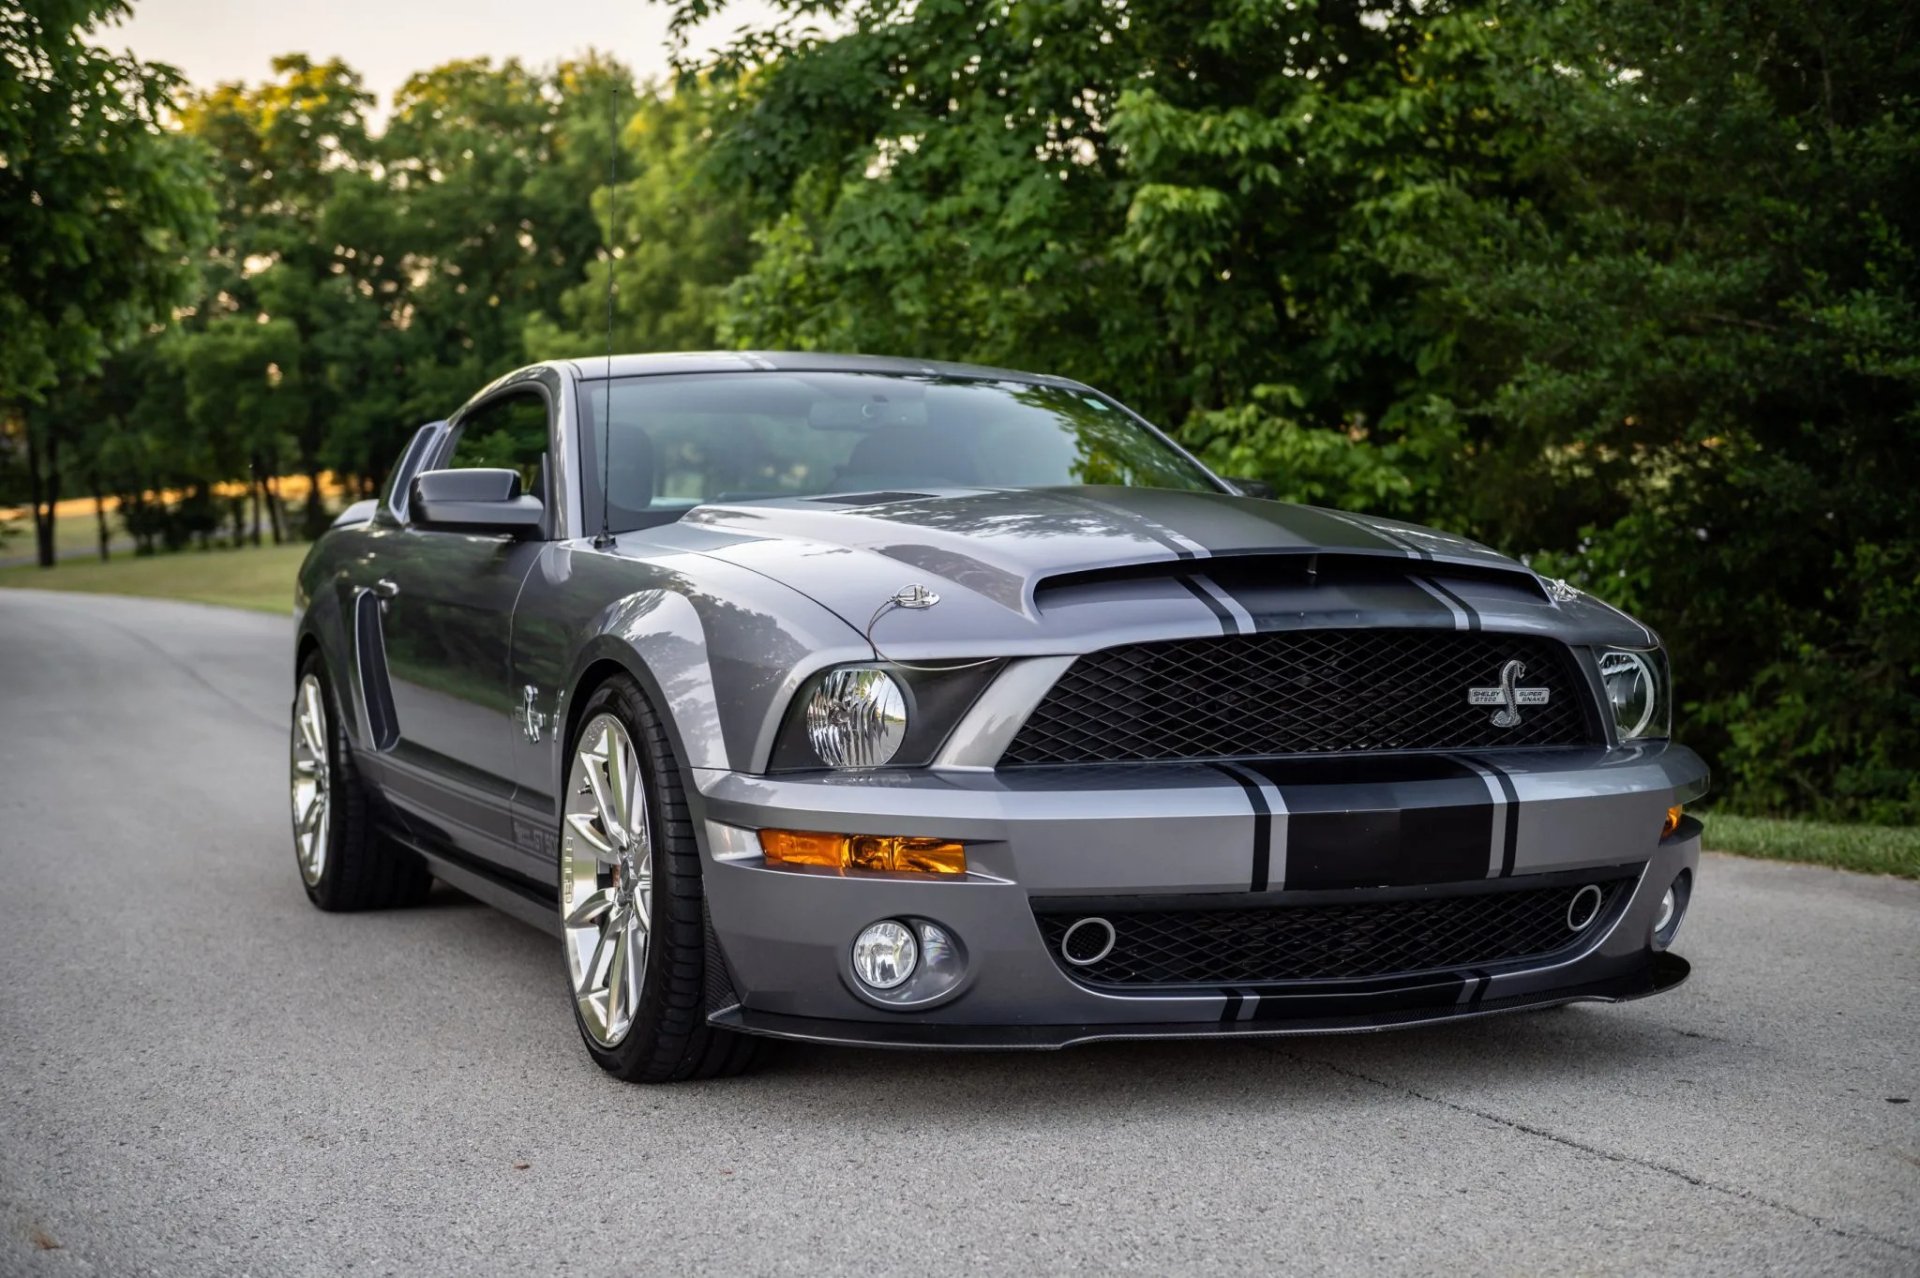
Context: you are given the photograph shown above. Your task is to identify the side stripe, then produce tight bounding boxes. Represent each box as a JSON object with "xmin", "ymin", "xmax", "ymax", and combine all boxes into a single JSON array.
[
  {"xmin": 1456, "ymin": 758, "xmax": 1511, "ymax": 879},
  {"xmin": 1214, "ymin": 763, "xmax": 1287, "ymax": 891},
  {"xmin": 1219, "ymin": 990, "xmax": 1244, "ymax": 1022}
]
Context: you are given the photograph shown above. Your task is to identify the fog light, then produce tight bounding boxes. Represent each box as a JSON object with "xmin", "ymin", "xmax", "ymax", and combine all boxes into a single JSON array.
[
  {"xmin": 1662, "ymin": 804, "xmax": 1684, "ymax": 839},
  {"xmin": 760, "ymin": 829, "xmax": 967, "ymax": 875},
  {"xmin": 1653, "ymin": 869, "xmax": 1692, "ymax": 949},
  {"xmin": 852, "ymin": 921, "xmax": 918, "ymax": 990}
]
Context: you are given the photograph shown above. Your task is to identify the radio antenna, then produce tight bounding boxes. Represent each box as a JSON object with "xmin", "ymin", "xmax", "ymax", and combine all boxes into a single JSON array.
[{"xmin": 592, "ymin": 76, "xmax": 618, "ymax": 549}]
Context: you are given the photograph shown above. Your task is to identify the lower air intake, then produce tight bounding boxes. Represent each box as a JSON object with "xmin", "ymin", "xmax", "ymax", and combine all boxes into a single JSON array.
[{"xmin": 1035, "ymin": 877, "xmax": 1635, "ymax": 987}]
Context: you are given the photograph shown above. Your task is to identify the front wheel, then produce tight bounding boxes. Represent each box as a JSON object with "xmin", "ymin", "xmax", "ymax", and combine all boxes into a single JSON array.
[{"xmin": 559, "ymin": 676, "xmax": 766, "ymax": 1083}]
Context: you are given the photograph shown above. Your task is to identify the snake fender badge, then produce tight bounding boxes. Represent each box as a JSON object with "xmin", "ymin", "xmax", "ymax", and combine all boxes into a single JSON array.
[{"xmin": 1468, "ymin": 659, "xmax": 1551, "ymax": 728}]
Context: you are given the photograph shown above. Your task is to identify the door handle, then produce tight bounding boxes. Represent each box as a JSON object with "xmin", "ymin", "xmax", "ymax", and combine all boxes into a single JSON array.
[{"xmin": 372, "ymin": 578, "xmax": 400, "ymax": 600}]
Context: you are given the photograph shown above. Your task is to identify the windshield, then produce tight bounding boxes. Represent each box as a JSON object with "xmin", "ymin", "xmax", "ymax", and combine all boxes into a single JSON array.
[{"xmin": 578, "ymin": 371, "xmax": 1218, "ymax": 532}]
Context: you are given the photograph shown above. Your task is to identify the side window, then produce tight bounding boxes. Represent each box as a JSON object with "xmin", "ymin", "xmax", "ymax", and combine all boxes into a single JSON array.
[{"xmin": 446, "ymin": 391, "xmax": 550, "ymax": 495}]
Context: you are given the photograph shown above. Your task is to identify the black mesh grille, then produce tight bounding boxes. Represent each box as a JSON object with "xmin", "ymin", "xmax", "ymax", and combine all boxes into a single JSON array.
[
  {"xmin": 1003, "ymin": 628, "xmax": 1596, "ymax": 766},
  {"xmin": 1036, "ymin": 878, "xmax": 1634, "ymax": 986}
]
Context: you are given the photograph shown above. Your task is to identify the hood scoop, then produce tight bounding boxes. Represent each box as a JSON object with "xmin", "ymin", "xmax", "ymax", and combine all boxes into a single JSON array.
[{"xmin": 1032, "ymin": 551, "xmax": 1551, "ymax": 612}]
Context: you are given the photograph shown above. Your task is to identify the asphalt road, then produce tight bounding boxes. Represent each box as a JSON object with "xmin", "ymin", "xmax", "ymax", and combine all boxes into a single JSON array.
[{"xmin": 1, "ymin": 588, "xmax": 1915, "ymax": 1276}]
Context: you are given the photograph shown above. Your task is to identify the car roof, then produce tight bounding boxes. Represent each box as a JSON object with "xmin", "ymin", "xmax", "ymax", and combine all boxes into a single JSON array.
[{"xmin": 559, "ymin": 350, "xmax": 1092, "ymax": 390}]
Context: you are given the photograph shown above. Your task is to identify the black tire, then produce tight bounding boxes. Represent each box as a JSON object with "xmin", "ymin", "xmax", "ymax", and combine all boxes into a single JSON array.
[
  {"xmin": 293, "ymin": 651, "xmax": 432, "ymax": 912},
  {"xmin": 567, "ymin": 675, "xmax": 769, "ymax": 1083}
]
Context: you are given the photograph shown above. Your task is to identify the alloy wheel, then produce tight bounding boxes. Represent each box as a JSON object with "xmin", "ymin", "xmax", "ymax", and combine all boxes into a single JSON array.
[
  {"xmin": 290, "ymin": 673, "xmax": 331, "ymax": 885},
  {"xmin": 561, "ymin": 713, "xmax": 654, "ymax": 1047}
]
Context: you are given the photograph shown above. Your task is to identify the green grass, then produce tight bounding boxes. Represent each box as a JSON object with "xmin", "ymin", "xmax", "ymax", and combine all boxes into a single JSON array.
[
  {"xmin": 0, "ymin": 508, "xmax": 124, "ymax": 559},
  {"xmin": 0, "ymin": 541, "xmax": 307, "ymax": 614},
  {"xmin": 1704, "ymin": 812, "xmax": 1920, "ymax": 880}
]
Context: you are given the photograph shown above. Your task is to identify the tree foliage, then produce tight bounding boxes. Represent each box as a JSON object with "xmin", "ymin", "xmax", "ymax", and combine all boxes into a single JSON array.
[{"xmin": 1, "ymin": 0, "xmax": 212, "ymax": 561}]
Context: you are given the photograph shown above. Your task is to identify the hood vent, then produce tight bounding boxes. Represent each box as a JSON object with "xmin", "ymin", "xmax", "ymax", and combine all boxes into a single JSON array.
[{"xmin": 1032, "ymin": 551, "xmax": 1549, "ymax": 612}]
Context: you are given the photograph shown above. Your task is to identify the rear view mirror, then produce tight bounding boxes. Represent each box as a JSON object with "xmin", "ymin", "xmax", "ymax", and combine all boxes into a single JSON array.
[
  {"xmin": 408, "ymin": 468, "xmax": 543, "ymax": 535},
  {"xmin": 1228, "ymin": 476, "xmax": 1276, "ymax": 500}
]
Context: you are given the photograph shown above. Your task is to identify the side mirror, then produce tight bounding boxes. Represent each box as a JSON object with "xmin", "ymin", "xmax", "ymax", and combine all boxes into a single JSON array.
[
  {"xmin": 1227, "ymin": 476, "xmax": 1276, "ymax": 500},
  {"xmin": 409, "ymin": 468, "xmax": 543, "ymax": 535}
]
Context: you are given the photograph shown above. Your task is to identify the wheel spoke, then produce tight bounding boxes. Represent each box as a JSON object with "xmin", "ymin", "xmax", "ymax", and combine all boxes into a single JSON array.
[
  {"xmin": 299, "ymin": 791, "xmax": 324, "ymax": 835},
  {"xmin": 579, "ymin": 749, "xmax": 626, "ymax": 850},
  {"xmin": 622, "ymin": 912, "xmax": 645, "ymax": 1017},
  {"xmin": 605, "ymin": 727, "xmax": 631, "ymax": 836},
  {"xmin": 563, "ymin": 886, "xmax": 616, "ymax": 929},
  {"xmin": 300, "ymin": 681, "xmax": 326, "ymax": 755},
  {"xmin": 582, "ymin": 910, "xmax": 618, "ymax": 997},
  {"xmin": 565, "ymin": 811, "xmax": 617, "ymax": 862},
  {"xmin": 605, "ymin": 924, "xmax": 631, "ymax": 1028}
]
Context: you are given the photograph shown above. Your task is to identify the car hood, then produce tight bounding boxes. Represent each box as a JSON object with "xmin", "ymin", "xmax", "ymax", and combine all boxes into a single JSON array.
[{"xmin": 676, "ymin": 485, "xmax": 1529, "ymax": 621}]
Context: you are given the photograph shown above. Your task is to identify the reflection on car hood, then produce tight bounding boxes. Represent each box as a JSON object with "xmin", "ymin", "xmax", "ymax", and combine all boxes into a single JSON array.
[{"xmin": 679, "ymin": 485, "xmax": 1525, "ymax": 618}]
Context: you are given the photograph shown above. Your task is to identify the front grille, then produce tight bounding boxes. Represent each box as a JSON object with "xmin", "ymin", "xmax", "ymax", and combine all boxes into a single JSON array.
[
  {"xmin": 1003, "ymin": 628, "xmax": 1596, "ymax": 766},
  {"xmin": 1035, "ymin": 877, "xmax": 1634, "ymax": 986}
]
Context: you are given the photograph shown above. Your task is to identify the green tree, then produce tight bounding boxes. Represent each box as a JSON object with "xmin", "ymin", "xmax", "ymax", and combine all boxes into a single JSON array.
[
  {"xmin": 172, "ymin": 55, "xmax": 387, "ymax": 538},
  {"xmin": 1, "ymin": 0, "xmax": 211, "ymax": 565},
  {"xmin": 525, "ymin": 76, "xmax": 758, "ymax": 359},
  {"xmin": 380, "ymin": 54, "xmax": 636, "ymax": 438}
]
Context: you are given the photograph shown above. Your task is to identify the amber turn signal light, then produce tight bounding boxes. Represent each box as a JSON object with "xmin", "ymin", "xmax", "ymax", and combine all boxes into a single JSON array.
[
  {"xmin": 1662, "ymin": 805, "xmax": 1684, "ymax": 839},
  {"xmin": 759, "ymin": 829, "xmax": 968, "ymax": 876}
]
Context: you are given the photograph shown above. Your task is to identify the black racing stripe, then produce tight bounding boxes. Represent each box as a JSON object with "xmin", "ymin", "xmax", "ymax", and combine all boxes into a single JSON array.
[
  {"xmin": 1422, "ymin": 576, "xmax": 1482, "ymax": 630},
  {"xmin": 1178, "ymin": 576, "xmax": 1237, "ymax": 635},
  {"xmin": 1278, "ymin": 808, "xmax": 1492, "ymax": 890},
  {"xmin": 1213, "ymin": 764, "xmax": 1273, "ymax": 891},
  {"xmin": 1219, "ymin": 990, "xmax": 1244, "ymax": 1022},
  {"xmin": 1467, "ymin": 970, "xmax": 1492, "ymax": 1007},
  {"xmin": 1474, "ymin": 760, "xmax": 1522, "ymax": 878},
  {"xmin": 1243, "ymin": 977, "xmax": 1470, "ymax": 1020}
]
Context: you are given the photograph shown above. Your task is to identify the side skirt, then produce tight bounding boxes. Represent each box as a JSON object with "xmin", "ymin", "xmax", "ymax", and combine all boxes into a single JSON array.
[{"xmin": 386, "ymin": 824, "xmax": 562, "ymax": 937}]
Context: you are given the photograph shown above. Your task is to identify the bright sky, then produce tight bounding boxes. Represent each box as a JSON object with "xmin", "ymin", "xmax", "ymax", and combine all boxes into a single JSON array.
[{"xmin": 106, "ymin": 0, "xmax": 786, "ymax": 116}]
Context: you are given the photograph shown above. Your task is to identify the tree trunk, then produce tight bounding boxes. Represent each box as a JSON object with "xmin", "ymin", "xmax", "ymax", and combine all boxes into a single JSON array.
[
  {"xmin": 93, "ymin": 484, "xmax": 110, "ymax": 561},
  {"xmin": 302, "ymin": 462, "xmax": 327, "ymax": 539},
  {"xmin": 23, "ymin": 413, "xmax": 59, "ymax": 569},
  {"xmin": 250, "ymin": 465, "xmax": 264, "ymax": 547},
  {"xmin": 264, "ymin": 474, "xmax": 285, "ymax": 544}
]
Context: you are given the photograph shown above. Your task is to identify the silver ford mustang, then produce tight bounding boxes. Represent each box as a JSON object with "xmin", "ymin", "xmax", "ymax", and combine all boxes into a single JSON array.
[{"xmin": 291, "ymin": 352, "xmax": 1707, "ymax": 1083}]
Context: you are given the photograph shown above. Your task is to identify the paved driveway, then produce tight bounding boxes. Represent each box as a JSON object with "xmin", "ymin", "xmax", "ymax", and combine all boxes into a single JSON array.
[{"xmin": 1, "ymin": 589, "xmax": 1914, "ymax": 1274}]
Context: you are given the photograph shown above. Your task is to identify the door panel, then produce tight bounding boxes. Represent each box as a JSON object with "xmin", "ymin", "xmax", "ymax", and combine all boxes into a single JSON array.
[
  {"xmin": 377, "ymin": 529, "xmax": 541, "ymax": 866},
  {"xmin": 373, "ymin": 386, "xmax": 555, "ymax": 878}
]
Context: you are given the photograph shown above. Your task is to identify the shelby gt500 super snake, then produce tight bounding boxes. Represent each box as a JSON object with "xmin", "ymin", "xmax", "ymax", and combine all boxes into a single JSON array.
[{"xmin": 290, "ymin": 352, "xmax": 1707, "ymax": 1083}]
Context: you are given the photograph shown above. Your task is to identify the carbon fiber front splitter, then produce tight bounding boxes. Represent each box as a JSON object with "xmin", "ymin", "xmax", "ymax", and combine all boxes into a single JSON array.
[{"xmin": 707, "ymin": 951, "xmax": 1690, "ymax": 1050}]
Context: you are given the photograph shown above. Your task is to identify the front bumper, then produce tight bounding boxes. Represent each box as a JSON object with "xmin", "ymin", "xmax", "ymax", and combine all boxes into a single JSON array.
[{"xmin": 692, "ymin": 744, "xmax": 1707, "ymax": 1046}]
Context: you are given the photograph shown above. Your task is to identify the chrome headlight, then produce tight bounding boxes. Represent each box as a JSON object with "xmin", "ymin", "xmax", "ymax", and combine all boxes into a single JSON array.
[
  {"xmin": 804, "ymin": 667, "xmax": 908, "ymax": 768},
  {"xmin": 1598, "ymin": 648, "xmax": 1670, "ymax": 741}
]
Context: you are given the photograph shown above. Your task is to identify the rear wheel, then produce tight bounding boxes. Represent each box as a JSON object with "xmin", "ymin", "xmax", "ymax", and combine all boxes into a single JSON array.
[
  {"xmin": 560, "ymin": 676, "xmax": 766, "ymax": 1083},
  {"xmin": 290, "ymin": 652, "xmax": 430, "ymax": 911}
]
